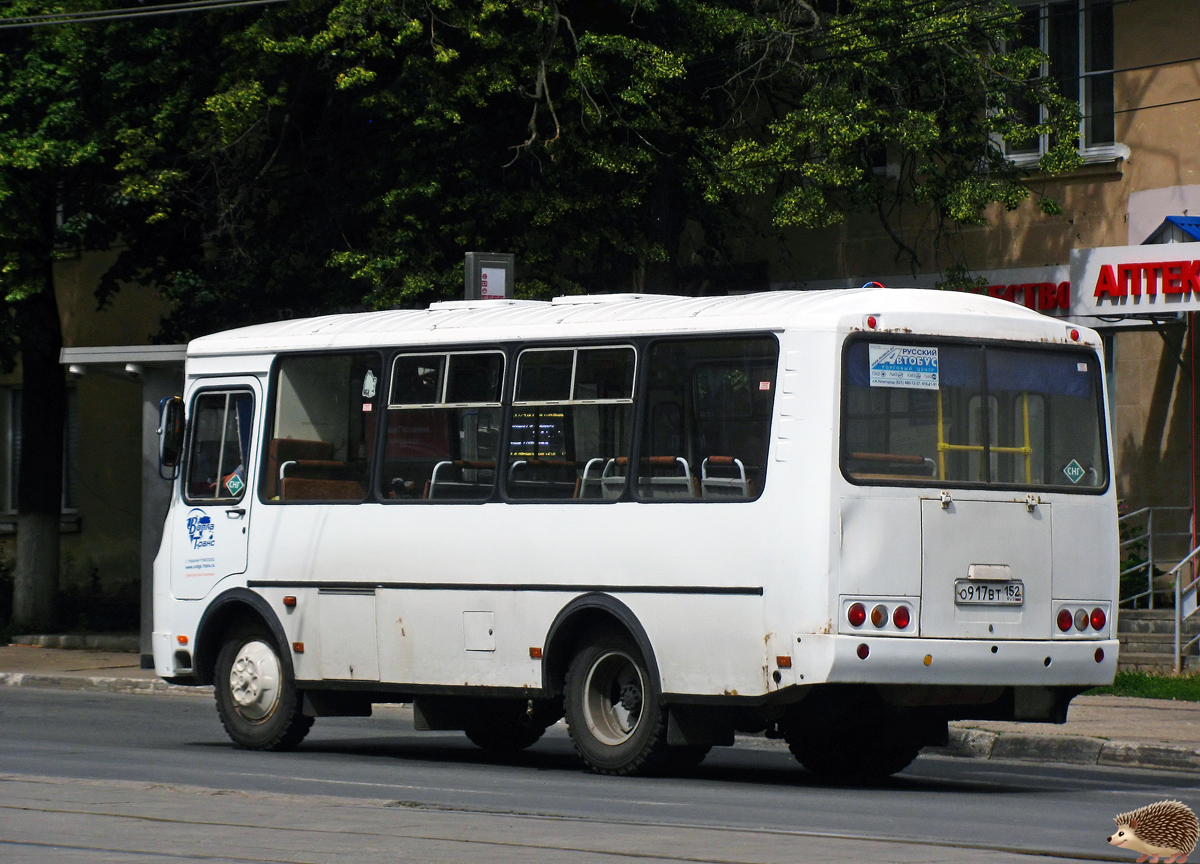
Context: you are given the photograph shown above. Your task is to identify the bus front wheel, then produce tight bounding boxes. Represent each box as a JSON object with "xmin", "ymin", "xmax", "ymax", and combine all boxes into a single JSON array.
[
  {"xmin": 214, "ymin": 624, "xmax": 313, "ymax": 751},
  {"xmin": 564, "ymin": 632, "xmax": 670, "ymax": 776}
]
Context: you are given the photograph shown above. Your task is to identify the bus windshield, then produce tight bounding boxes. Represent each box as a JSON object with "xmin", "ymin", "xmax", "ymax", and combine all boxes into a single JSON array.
[{"xmin": 842, "ymin": 339, "xmax": 1107, "ymax": 491}]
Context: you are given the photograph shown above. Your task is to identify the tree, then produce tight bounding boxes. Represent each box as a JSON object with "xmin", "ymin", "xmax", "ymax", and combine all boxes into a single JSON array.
[
  {"xmin": 106, "ymin": 0, "xmax": 1079, "ymax": 332},
  {"xmin": 0, "ymin": 9, "xmax": 99, "ymax": 629}
]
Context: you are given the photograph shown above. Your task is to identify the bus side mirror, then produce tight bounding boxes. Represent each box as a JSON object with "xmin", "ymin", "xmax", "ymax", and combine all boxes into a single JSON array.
[{"xmin": 158, "ymin": 395, "xmax": 185, "ymax": 480}]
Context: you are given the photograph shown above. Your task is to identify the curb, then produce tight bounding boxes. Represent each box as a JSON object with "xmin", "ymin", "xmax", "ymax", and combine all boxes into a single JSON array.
[
  {"xmin": 932, "ymin": 726, "xmax": 1200, "ymax": 773},
  {"xmin": 0, "ymin": 672, "xmax": 211, "ymax": 697},
  {"xmin": 10, "ymin": 634, "xmax": 140, "ymax": 652}
]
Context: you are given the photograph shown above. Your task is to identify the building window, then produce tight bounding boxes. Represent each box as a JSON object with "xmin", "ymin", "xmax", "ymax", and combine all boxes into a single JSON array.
[
  {"xmin": 1007, "ymin": 0, "xmax": 1115, "ymax": 163},
  {"xmin": 6, "ymin": 388, "xmax": 79, "ymax": 513}
]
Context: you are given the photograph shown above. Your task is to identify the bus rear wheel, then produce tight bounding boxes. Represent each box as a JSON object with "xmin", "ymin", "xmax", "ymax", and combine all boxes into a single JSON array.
[
  {"xmin": 564, "ymin": 632, "xmax": 670, "ymax": 776},
  {"xmin": 784, "ymin": 717, "xmax": 921, "ymax": 782},
  {"xmin": 214, "ymin": 624, "xmax": 313, "ymax": 751}
]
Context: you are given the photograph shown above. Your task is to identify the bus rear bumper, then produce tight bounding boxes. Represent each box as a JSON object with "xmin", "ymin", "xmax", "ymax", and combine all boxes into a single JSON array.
[{"xmin": 794, "ymin": 634, "xmax": 1119, "ymax": 687}]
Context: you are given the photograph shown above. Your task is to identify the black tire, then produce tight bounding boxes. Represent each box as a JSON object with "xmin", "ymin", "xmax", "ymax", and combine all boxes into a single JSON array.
[
  {"xmin": 784, "ymin": 718, "xmax": 921, "ymax": 782},
  {"xmin": 564, "ymin": 631, "xmax": 670, "ymax": 776},
  {"xmin": 464, "ymin": 700, "xmax": 548, "ymax": 753},
  {"xmin": 214, "ymin": 623, "xmax": 313, "ymax": 751}
]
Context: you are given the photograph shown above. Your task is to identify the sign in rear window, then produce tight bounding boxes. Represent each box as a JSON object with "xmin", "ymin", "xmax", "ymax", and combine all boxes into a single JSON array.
[{"xmin": 868, "ymin": 344, "xmax": 940, "ymax": 390}]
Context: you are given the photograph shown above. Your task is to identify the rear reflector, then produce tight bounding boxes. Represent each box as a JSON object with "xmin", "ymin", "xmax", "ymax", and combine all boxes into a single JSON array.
[
  {"xmin": 1091, "ymin": 607, "xmax": 1106, "ymax": 630},
  {"xmin": 1057, "ymin": 608, "xmax": 1074, "ymax": 632},
  {"xmin": 1095, "ymin": 647, "xmax": 1105, "ymax": 663},
  {"xmin": 856, "ymin": 643, "xmax": 870, "ymax": 660},
  {"xmin": 848, "ymin": 602, "xmax": 866, "ymax": 627}
]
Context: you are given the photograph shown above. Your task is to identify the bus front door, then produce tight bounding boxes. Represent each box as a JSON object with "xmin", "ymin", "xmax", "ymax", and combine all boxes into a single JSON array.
[{"xmin": 171, "ymin": 380, "xmax": 260, "ymax": 600}]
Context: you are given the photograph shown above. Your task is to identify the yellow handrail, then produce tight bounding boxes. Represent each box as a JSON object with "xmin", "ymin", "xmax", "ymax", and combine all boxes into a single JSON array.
[{"xmin": 936, "ymin": 390, "xmax": 1033, "ymax": 481}]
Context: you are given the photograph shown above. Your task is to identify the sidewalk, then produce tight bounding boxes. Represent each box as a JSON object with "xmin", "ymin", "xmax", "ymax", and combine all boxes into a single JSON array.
[
  {"xmin": 4, "ymin": 644, "xmax": 1200, "ymax": 772},
  {"xmin": 0, "ymin": 644, "xmax": 210, "ymax": 696}
]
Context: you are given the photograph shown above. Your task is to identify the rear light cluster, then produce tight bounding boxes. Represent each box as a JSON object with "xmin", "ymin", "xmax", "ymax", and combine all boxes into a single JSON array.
[
  {"xmin": 1057, "ymin": 606, "xmax": 1106, "ymax": 633},
  {"xmin": 847, "ymin": 601, "xmax": 912, "ymax": 631}
]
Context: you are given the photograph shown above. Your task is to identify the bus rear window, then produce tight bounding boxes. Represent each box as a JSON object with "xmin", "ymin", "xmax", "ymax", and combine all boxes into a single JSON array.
[{"xmin": 841, "ymin": 339, "xmax": 1107, "ymax": 490}]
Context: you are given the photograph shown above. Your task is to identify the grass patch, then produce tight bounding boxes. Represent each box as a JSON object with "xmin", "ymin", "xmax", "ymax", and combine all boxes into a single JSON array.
[{"xmin": 1085, "ymin": 670, "xmax": 1200, "ymax": 701}]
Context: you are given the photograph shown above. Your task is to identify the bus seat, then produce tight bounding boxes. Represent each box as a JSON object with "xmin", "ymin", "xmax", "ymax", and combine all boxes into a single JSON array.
[
  {"xmin": 266, "ymin": 438, "xmax": 336, "ymax": 498},
  {"xmin": 628, "ymin": 455, "xmax": 694, "ymax": 499},
  {"xmin": 507, "ymin": 459, "xmax": 581, "ymax": 498},
  {"xmin": 701, "ymin": 456, "xmax": 750, "ymax": 499},
  {"xmin": 280, "ymin": 477, "xmax": 365, "ymax": 501}
]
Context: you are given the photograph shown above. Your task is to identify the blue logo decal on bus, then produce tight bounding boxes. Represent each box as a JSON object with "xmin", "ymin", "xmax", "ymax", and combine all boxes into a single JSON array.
[{"xmin": 186, "ymin": 508, "xmax": 215, "ymax": 548}]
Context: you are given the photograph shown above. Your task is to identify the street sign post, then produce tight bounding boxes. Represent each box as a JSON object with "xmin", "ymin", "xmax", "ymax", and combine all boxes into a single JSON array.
[{"xmin": 464, "ymin": 252, "xmax": 515, "ymax": 301}]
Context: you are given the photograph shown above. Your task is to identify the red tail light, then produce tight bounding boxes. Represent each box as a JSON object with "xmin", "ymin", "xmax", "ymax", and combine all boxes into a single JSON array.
[
  {"xmin": 1091, "ymin": 608, "xmax": 1106, "ymax": 630},
  {"xmin": 848, "ymin": 602, "xmax": 866, "ymax": 627},
  {"xmin": 892, "ymin": 605, "xmax": 911, "ymax": 629},
  {"xmin": 1057, "ymin": 608, "xmax": 1073, "ymax": 632}
]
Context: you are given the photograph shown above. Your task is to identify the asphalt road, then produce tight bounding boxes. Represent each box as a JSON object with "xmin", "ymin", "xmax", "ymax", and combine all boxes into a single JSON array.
[{"xmin": 2, "ymin": 687, "xmax": 1200, "ymax": 863}]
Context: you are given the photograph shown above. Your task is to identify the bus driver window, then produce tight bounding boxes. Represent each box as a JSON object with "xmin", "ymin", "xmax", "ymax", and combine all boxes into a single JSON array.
[{"xmin": 185, "ymin": 391, "xmax": 253, "ymax": 502}]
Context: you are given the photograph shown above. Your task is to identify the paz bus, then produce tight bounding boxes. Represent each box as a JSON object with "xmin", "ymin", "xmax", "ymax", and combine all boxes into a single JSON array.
[{"xmin": 153, "ymin": 287, "xmax": 1117, "ymax": 780}]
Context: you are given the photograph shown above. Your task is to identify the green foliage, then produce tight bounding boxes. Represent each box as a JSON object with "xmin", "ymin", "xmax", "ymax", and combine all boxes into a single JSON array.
[
  {"xmin": 0, "ymin": 0, "xmax": 1090, "ymax": 339},
  {"xmin": 707, "ymin": 0, "xmax": 1080, "ymax": 238},
  {"xmin": 936, "ymin": 264, "xmax": 989, "ymax": 293},
  {"xmin": 1086, "ymin": 671, "xmax": 1200, "ymax": 702}
]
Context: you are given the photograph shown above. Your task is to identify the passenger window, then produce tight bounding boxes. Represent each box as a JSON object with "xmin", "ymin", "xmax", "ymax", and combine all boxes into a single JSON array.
[
  {"xmin": 507, "ymin": 346, "xmax": 635, "ymax": 500},
  {"xmin": 186, "ymin": 391, "xmax": 254, "ymax": 502},
  {"xmin": 382, "ymin": 351, "xmax": 504, "ymax": 501},
  {"xmin": 637, "ymin": 337, "xmax": 777, "ymax": 500},
  {"xmin": 263, "ymin": 353, "xmax": 382, "ymax": 502}
]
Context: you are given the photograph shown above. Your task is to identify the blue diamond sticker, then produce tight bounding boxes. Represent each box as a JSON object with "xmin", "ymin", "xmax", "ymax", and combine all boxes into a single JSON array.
[{"xmin": 1062, "ymin": 459, "xmax": 1085, "ymax": 484}]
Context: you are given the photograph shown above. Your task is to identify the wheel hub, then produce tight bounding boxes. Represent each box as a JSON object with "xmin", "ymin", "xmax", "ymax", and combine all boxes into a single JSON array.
[
  {"xmin": 619, "ymin": 682, "xmax": 641, "ymax": 712},
  {"xmin": 582, "ymin": 649, "xmax": 646, "ymax": 746},
  {"xmin": 228, "ymin": 640, "xmax": 281, "ymax": 722}
]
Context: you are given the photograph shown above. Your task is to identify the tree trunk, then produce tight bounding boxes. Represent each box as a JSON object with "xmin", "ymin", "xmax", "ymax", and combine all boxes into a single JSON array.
[{"xmin": 10, "ymin": 257, "xmax": 65, "ymax": 633}]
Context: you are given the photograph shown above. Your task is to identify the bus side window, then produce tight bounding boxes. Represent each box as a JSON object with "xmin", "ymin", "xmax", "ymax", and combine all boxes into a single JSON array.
[
  {"xmin": 381, "ymin": 351, "xmax": 504, "ymax": 501},
  {"xmin": 637, "ymin": 337, "xmax": 778, "ymax": 501},
  {"xmin": 263, "ymin": 352, "xmax": 381, "ymax": 503},
  {"xmin": 506, "ymin": 346, "xmax": 635, "ymax": 501},
  {"xmin": 186, "ymin": 391, "xmax": 254, "ymax": 502}
]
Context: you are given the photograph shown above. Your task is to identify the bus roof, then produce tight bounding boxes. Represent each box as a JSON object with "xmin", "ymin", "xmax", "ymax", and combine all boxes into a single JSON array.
[{"xmin": 187, "ymin": 287, "xmax": 1091, "ymax": 357}]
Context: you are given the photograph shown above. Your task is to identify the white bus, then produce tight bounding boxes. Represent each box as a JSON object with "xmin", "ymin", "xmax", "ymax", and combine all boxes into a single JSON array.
[{"xmin": 153, "ymin": 287, "xmax": 1118, "ymax": 780}]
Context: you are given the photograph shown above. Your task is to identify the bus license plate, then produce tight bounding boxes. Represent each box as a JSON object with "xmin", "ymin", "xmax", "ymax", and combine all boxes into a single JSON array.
[{"xmin": 954, "ymin": 579, "xmax": 1024, "ymax": 606}]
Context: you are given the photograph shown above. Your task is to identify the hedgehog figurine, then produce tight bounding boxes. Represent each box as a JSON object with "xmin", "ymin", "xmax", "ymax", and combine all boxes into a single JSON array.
[{"xmin": 1108, "ymin": 800, "xmax": 1199, "ymax": 863}]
